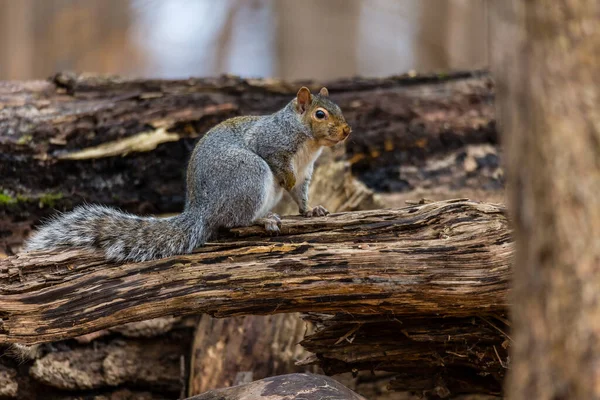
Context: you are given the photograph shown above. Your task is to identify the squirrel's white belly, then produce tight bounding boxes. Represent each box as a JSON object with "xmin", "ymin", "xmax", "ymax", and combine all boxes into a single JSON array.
[
  {"xmin": 294, "ymin": 143, "xmax": 323, "ymax": 183},
  {"xmin": 254, "ymin": 170, "xmax": 283, "ymax": 219}
]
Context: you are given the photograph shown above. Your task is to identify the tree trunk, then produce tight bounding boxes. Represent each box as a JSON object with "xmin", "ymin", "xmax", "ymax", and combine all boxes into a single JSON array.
[
  {"xmin": 492, "ymin": 1, "xmax": 600, "ymax": 399},
  {"xmin": 187, "ymin": 313, "xmax": 317, "ymax": 396}
]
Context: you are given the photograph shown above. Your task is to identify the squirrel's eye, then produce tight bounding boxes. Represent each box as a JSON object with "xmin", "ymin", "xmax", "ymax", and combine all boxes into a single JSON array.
[{"xmin": 315, "ymin": 110, "xmax": 326, "ymax": 119}]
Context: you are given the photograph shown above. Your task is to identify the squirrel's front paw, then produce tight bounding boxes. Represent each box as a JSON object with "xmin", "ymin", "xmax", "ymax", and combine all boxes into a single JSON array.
[
  {"xmin": 304, "ymin": 206, "xmax": 329, "ymax": 218},
  {"xmin": 258, "ymin": 212, "xmax": 282, "ymax": 234}
]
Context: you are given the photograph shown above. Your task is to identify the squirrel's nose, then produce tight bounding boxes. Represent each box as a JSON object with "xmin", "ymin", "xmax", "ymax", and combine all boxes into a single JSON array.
[{"xmin": 342, "ymin": 125, "xmax": 351, "ymax": 138}]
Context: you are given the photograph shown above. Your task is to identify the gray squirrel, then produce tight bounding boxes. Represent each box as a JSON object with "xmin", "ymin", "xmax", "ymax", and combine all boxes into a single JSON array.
[{"xmin": 25, "ymin": 86, "xmax": 351, "ymax": 262}]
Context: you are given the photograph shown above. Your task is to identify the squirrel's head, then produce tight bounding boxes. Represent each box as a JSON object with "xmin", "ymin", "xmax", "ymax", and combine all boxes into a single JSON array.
[{"xmin": 293, "ymin": 86, "xmax": 351, "ymax": 147}]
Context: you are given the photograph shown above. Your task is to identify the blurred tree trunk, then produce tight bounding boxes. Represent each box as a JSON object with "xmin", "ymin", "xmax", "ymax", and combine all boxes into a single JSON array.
[
  {"xmin": 416, "ymin": 1, "xmax": 450, "ymax": 69},
  {"xmin": 274, "ymin": 0, "xmax": 361, "ymax": 80},
  {"xmin": 417, "ymin": 0, "xmax": 489, "ymax": 72},
  {"xmin": 492, "ymin": 1, "xmax": 600, "ymax": 399},
  {"xmin": 0, "ymin": 0, "xmax": 139, "ymax": 80},
  {"xmin": 445, "ymin": 0, "xmax": 490, "ymax": 69},
  {"xmin": 0, "ymin": 0, "xmax": 34, "ymax": 78}
]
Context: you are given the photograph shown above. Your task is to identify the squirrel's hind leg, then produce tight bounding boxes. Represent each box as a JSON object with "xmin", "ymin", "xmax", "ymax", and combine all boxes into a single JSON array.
[
  {"xmin": 254, "ymin": 212, "xmax": 282, "ymax": 234},
  {"xmin": 200, "ymin": 150, "xmax": 283, "ymax": 233}
]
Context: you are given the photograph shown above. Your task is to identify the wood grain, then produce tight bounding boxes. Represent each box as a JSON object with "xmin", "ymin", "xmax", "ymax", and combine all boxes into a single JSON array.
[
  {"xmin": 301, "ymin": 313, "xmax": 508, "ymax": 396},
  {"xmin": 0, "ymin": 199, "xmax": 512, "ymax": 344}
]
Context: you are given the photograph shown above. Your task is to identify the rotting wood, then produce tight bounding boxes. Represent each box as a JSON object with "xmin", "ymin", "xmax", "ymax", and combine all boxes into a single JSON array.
[
  {"xmin": 0, "ymin": 316, "xmax": 197, "ymax": 399},
  {"xmin": 300, "ymin": 313, "xmax": 509, "ymax": 397},
  {"xmin": 29, "ymin": 340, "xmax": 186, "ymax": 392},
  {"xmin": 0, "ymin": 199, "xmax": 512, "ymax": 344},
  {"xmin": 187, "ymin": 314, "xmax": 316, "ymax": 396}
]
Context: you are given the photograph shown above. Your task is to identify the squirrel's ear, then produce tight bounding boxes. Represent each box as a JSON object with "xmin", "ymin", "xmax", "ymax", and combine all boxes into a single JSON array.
[
  {"xmin": 296, "ymin": 87, "xmax": 312, "ymax": 113},
  {"xmin": 319, "ymin": 87, "xmax": 329, "ymax": 97}
]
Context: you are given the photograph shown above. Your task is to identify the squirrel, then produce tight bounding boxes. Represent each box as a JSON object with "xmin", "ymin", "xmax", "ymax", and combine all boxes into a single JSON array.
[{"xmin": 24, "ymin": 86, "xmax": 351, "ymax": 262}]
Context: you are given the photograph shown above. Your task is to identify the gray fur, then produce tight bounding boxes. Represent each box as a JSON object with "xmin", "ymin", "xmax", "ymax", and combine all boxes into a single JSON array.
[
  {"xmin": 25, "ymin": 205, "xmax": 205, "ymax": 261},
  {"xmin": 25, "ymin": 92, "xmax": 349, "ymax": 262}
]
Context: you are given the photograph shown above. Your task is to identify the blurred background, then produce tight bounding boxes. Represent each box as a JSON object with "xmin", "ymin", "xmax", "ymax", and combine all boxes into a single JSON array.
[{"xmin": 0, "ymin": 0, "xmax": 490, "ymax": 81}]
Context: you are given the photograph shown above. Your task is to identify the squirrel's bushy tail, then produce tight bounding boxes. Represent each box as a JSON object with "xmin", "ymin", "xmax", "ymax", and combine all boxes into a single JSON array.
[{"xmin": 25, "ymin": 205, "xmax": 206, "ymax": 261}]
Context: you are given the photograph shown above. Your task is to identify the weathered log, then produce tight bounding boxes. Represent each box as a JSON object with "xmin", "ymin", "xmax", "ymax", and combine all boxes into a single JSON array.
[
  {"xmin": 0, "ymin": 71, "xmax": 495, "ymax": 254},
  {"xmin": 30, "ymin": 340, "xmax": 184, "ymax": 391},
  {"xmin": 343, "ymin": 73, "xmax": 496, "ymax": 192},
  {"xmin": 0, "ymin": 204, "xmax": 511, "ymax": 399},
  {"xmin": 188, "ymin": 373, "xmax": 366, "ymax": 400},
  {"xmin": 0, "ymin": 317, "xmax": 197, "ymax": 399},
  {"xmin": 300, "ymin": 313, "xmax": 509, "ymax": 397},
  {"xmin": 375, "ymin": 144, "xmax": 505, "ymax": 206},
  {"xmin": 0, "ymin": 199, "xmax": 512, "ymax": 344}
]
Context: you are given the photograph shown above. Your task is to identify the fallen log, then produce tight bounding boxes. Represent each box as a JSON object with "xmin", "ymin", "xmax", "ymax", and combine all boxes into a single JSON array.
[
  {"xmin": 0, "ymin": 199, "xmax": 511, "ymax": 344},
  {"xmin": 0, "ymin": 316, "xmax": 197, "ymax": 399},
  {"xmin": 29, "ymin": 336, "xmax": 188, "ymax": 392},
  {"xmin": 372, "ymin": 143, "xmax": 505, "ymax": 202},
  {"xmin": 300, "ymin": 313, "xmax": 509, "ymax": 397}
]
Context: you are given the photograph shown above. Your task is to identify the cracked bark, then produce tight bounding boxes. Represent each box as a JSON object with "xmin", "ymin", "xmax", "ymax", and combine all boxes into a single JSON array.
[
  {"xmin": 0, "ymin": 199, "xmax": 512, "ymax": 396},
  {"xmin": 0, "ymin": 200, "xmax": 511, "ymax": 344}
]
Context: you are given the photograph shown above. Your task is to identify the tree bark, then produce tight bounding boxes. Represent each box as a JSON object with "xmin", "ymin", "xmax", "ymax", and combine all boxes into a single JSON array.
[
  {"xmin": 301, "ymin": 313, "xmax": 508, "ymax": 397},
  {"xmin": 0, "ymin": 200, "xmax": 511, "ymax": 344},
  {"xmin": 492, "ymin": 1, "xmax": 600, "ymax": 399},
  {"xmin": 0, "ymin": 317, "xmax": 197, "ymax": 399},
  {"xmin": 187, "ymin": 313, "xmax": 317, "ymax": 396}
]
